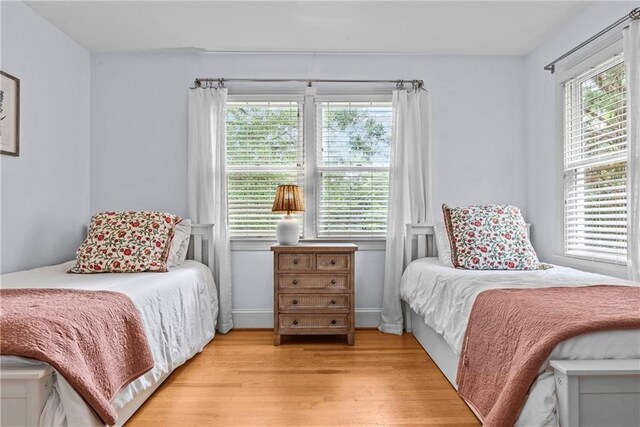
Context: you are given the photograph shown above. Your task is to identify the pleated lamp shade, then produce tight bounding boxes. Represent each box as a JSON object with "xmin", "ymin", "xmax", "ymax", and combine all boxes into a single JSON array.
[{"xmin": 272, "ymin": 185, "xmax": 305, "ymax": 215}]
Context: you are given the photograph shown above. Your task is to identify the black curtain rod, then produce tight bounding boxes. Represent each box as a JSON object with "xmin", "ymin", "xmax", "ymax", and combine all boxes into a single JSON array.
[
  {"xmin": 544, "ymin": 7, "xmax": 640, "ymax": 73},
  {"xmin": 193, "ymin": 77, "xmax": 424, "ymax": 89}
]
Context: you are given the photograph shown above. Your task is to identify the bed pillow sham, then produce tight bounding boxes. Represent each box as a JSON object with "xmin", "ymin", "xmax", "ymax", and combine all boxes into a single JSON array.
[
  {"xmin": 168, "ymin": 219, "xmax": 192, "ymax": 267},
  {"xmin": 434, "ymin": 222, "xmax": 454, "ymax": 267},
  {"xmin": 70, "ymin": 211, "xmax": 182, "ymax": 273},
  {"xmin": 442, "ymin": 204, "xmax": 541, "ymax": 270}
]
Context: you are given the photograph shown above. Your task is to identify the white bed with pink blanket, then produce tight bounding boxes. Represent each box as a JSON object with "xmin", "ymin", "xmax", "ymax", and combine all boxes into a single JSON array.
[
  {"xmin": 0, "ymin": 225, "xmax": 218, "ymax": 427},
  {"xmin": 400, "ymin": 224, "xmax": 640, "ymax": 427}
]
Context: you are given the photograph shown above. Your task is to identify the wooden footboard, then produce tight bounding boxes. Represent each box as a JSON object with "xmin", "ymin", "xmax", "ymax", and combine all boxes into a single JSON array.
[
  {"xmin": 0, "ymin": 365, "xmax": 53, "ymax": 426},
  {"xmin": 551, "ymin": 359, "xmax": 640, "ymax": 427}
]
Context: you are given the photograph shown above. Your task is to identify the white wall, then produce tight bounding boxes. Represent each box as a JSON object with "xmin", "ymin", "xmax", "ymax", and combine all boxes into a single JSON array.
[
  {"xmin": 524, "ymin": 1, "xmax": 637, "ymax": 279},
  {"xmin": 90, "ymin": 52, "xmax": 527, "ymax": 325},
  {"xmin": 90, "ymin": 53, "xmax": 527, "ymax": 214},
  {"xmin": 0, "ymin": 2, "xmax": 91, "ymax": 273}
]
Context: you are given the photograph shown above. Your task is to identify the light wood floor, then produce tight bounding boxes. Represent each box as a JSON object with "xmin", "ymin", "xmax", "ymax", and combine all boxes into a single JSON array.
[{"xmin": 127, "ymin": 330, "xmax": 480, "ymax": 426}]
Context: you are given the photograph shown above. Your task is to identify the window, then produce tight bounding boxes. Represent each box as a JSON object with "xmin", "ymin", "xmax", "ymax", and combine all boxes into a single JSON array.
[
  {"xmin": 316, "ymin": 102, "xmax": 392, "ymax": 237},
  {"xmin": 226, "ymin": 101, "xmax": 303, "ymax": 237},
  {"xmin": 225, "ymin": 98, "xmax": 392, "ymax": 239},
  {"xmin": 562, "ymin": 54, "xmax": 627, "ymax": 264}
]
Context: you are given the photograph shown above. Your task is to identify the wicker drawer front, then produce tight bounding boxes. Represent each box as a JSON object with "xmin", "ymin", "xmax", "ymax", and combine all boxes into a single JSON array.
[
  {"xmin": 278, "ymin": 274, "xmax": 349, "ymax": 290},
  {"xmin": 280, "ymin": 314, "xmax": 348, "ymax": 329},
  {"xmin": 316, "ymin": 254, "xmax": 350, "ymax": 270},
  {"xmin": 279, "ymin": 294, "xmax": 349, "ymax": 311},
  {"xmin": 278, "ymin": 254, "xmax": 314, "ymax": 271}
]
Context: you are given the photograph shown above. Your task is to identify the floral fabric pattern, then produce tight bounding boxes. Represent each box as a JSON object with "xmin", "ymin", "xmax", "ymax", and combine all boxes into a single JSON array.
[
  {"xmin": 442, "ymin": 204, "xmax": 541, "ymax": 270},
  {"xmin": 70, "ymin": 211, "xmax": 182, "ymax": 274}
]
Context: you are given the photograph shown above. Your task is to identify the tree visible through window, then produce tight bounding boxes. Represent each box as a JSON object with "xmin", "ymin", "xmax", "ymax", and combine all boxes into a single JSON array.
[
  {"xmin": 226, "ymin": 102, "xmax": 303, "ymax": 237},
  {"xmin": 563, "ymin": 55, "xmax": 628, "ymax": 264},
  {"xmin": 317, "ymin": 102, "xmax": 391, "ymax": 237},
  {"xmin": 225, "ymin": 99, "xmax": 392, "ymax": 238}
]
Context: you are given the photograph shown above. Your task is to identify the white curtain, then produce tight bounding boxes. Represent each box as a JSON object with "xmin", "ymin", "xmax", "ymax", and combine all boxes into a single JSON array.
[
  {"xmin": 188, "ymin": 87, "xmax": 233, "ymax": 333},
  {"xmin": 624, "ymin": 20, "xmax": 640, "ymax": 282},
  {"xmin": 379, "ymin": 89, "xmax": 434, "ymax": 335}
]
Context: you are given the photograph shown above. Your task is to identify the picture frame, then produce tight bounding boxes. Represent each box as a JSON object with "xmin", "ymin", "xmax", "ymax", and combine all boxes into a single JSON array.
[{"xmin": 1, "ymin": 70, "xmax": 20, "ymax": 156}]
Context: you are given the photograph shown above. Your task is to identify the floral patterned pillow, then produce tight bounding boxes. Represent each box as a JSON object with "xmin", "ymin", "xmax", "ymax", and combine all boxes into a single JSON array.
[
  {"xmin": 442, "ymin": 204, "xmax": 541, "ymax": 270},
  {"xmin": 70, "ymin": 211, "xmax": 182, "ymax": 273}
]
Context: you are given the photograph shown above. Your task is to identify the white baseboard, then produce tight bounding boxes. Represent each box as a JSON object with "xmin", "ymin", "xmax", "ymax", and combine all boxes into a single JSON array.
[
  {"xmin": 354, "ymin": 308, "xmax": 382, "ymax": 328},
  {"xmin": 232, "ymin": 308, "xmax": 381, "ymax": 329},
  {"xmin": 232, "ymin": 309, "xmax": 273, "ymax": 328}
]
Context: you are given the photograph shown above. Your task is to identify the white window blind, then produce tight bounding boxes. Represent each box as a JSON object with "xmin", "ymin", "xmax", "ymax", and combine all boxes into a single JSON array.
[
  {"xmin": 316, "ymin": 102, "xmax": 392, "ymax": 237},
  {"xmin": 563, "ymin": 54, "xmax": 627, "ymax": 264},
  {"xmin": 226, "ymin": 101, "xmax": 303, "ymax": 237}
]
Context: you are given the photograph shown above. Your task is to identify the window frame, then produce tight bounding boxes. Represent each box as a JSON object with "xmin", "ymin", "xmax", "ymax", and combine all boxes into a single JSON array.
[
  {"xmin": 312, "ymin": 94, "xmax": 393, "ymax": 240},
  {"xmin": 555, "ymin": 37, "xmax": 628, "ymax": 269},
  {"xmin": 227, "ymin": 93, "xmax": 392, "ymax": 250},
  {"xmin": 226, "ymin": 95, "xmax": 305, "ymax": 239}
]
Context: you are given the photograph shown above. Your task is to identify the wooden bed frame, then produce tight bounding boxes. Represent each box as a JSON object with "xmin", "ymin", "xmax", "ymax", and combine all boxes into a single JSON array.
[
  {"xmin": 402, "ymin": 223, "xmax": 640, "ymax": 426},
  {"xmin": 0, "ymin": 223, "xmax": 215, "ymax": 427}
]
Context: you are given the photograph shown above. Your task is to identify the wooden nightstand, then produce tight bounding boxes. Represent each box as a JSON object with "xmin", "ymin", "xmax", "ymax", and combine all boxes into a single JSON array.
[{"xmin": 271, "ymin": 243, "xmax": 357, "ymax": 345}]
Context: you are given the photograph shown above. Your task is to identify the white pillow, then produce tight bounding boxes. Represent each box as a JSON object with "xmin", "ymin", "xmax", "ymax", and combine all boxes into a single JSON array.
[
  {"xmin": 434, "ymin": 221, "xmax": 453, "ymax": 267},
  {"xmin": 169, "ymin": 219, "xmax": 191, "ymax": 267}
]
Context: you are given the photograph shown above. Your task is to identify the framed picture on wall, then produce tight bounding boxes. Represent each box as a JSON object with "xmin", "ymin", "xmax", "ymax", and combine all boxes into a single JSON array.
[{"xmin": 1, "ymin": 70, "xmax": 20, "ymax": 156}]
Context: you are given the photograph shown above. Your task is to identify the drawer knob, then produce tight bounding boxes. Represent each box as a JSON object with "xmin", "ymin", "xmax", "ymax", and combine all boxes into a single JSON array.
[
  {"xmin": 292, "ymin": 279, "xmax": 298, "ymax": 285},
  {"xmin": 331, "ymin": 299, "xmax": 336, "ymax": 304},
  {"xmin": 293, "ymin": 319, "xmax": 298, "ymax": 325},
  {"xmin": 331, "ymin": 279, "xmax": 336, "ymax": 284},
  {"xmin": 331, "ymin": 319, "xmax": 337, "ymax": 325},
  {"xmin": 293, "ymin": 259, "xmax": 299, "ymax": 265},
  {"xmin": 292, "ymin": 299, "xmax": 298, "ymax": 305},
  {"xmin": 330, "ymin": 259, "xmax": 336, "ymax": 265}
]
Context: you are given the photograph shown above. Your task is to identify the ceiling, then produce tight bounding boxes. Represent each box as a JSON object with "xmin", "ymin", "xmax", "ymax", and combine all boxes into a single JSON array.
[{"xmin": 26, "ymin": 1, "xmax": 592, "ymax": 55}]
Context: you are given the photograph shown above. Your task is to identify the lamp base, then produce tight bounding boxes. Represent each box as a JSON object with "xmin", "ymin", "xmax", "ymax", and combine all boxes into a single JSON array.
[{"xmin": 276, "ymin": 215, "xmax": 300, "ymax": 245}]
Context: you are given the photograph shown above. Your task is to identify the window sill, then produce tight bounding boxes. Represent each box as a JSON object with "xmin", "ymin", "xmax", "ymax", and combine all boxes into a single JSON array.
[
  {"xmin": 546, "ymin": 253, "xmax": 628, "ymax": 280},
  {"xmin": 230, "ymin": 238, "xmax": 386, "ymax": 251}
]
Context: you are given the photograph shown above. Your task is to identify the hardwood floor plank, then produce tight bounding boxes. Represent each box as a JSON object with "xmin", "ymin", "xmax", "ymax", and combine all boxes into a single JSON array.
[{"xmin": 126, "ymin": 330, "xmax": 479, "ymax": 426}]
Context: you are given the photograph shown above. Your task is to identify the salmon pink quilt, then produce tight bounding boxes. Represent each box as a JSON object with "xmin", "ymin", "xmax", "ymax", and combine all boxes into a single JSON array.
[
  {"xmin": 456, "ymin": 285, "xmax": 640, "ymax": 426},
  {"xmin": 0, "ymin": 288, "xmax": 154, "ymax": 425}
]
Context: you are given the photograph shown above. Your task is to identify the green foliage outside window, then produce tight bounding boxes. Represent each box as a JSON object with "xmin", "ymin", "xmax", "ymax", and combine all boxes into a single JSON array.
[
  {"xmin": 226, "ymin": 102, "xmax": 392, "ymax": 238},
  {"xmin": 565, "ymin": 57, "xmax": 628, "ymax": 259}
]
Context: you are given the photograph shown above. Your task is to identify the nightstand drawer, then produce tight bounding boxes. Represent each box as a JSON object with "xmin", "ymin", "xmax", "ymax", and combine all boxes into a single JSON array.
[
  {"xmin": 278, "ymin": 274, "xmax": 349, "ymax": 290},
  {"xmin": 316, "ymin": 254, "xmax": 350, "ymax": 270},
  {"xmin": 278, "ymin": 254, "xmax": 314, "ymax": 271},
  {"xmin": 279, "ymin": 294, "xmax": 349, "ymax": 311},
  {"xmin": 279, "ymin": 314, "xmax": 349, "ymax": 329}
]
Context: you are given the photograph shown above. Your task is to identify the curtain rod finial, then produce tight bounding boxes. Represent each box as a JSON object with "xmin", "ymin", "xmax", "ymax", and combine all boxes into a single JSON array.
[{"xmin": 630, "ymin": 7, "xmax": 640, "ymax": 20}]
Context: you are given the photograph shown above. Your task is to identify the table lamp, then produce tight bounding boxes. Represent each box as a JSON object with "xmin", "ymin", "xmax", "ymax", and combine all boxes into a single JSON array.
[{"xmin": 272, "ymin": 184, "xmax": 305, "ymax": 245}]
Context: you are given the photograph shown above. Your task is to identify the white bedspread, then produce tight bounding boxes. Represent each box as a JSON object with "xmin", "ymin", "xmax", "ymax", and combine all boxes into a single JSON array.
[
  {"xmin": 1, "ymin": 260, "xmax": 218, "ymax": 427},
  {"xmin": 400, "ymin": 258, "xmax": 640, "ymax": 427}
]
